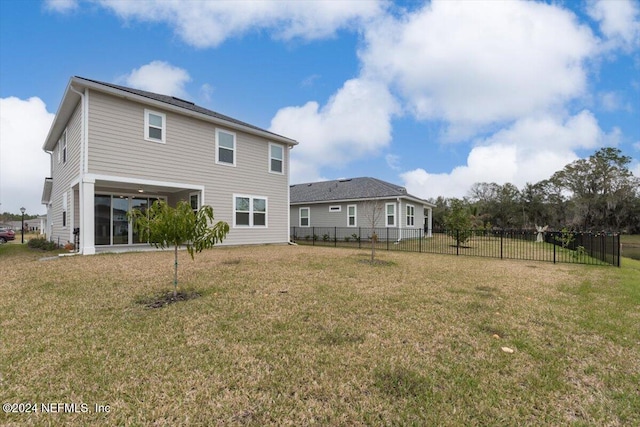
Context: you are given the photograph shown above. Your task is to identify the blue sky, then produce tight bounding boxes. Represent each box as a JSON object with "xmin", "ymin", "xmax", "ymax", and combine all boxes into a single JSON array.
[{"xmin": 1, "ymin": 0, "xmax": 639, "ymax": 215}]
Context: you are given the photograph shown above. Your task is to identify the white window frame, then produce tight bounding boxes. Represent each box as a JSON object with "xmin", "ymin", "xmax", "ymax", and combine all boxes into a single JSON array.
[
  {"xmin": 385, "ymin": 202, "xmax": 396, "ymax": 227},
  {"xmin": 347, "ymin": 204, "xmax": 357, "ymax": 227},
  {"xmin": 269, "ymin": 143, "xmax": 284, "ymax": 174},
  {"xmin": 233, "ymin": 194, "xmax": 267, "ymax": 228},
  {"xmin": 216, "ymin": 129, "xmax": 236, "ymax": 167},
  {"xmin": 329, "ymin": 205, "xmax": 341, "ymax": 212},
  {"xmin": 299, "ymin": 207, "xmax": 310, "ymax": 227},
  {"xmin": 406, "ymin": 204, "xmax": 415, "ymax": 227},
  {"xmin": 144, "ymin": 109, "xmax": 166, "ymax": 143}
]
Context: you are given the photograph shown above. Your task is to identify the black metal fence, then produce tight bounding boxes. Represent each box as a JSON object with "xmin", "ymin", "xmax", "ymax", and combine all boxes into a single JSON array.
[{"xmin": 290, "ymin": 227, "xmax": 620, "ymax": 267}]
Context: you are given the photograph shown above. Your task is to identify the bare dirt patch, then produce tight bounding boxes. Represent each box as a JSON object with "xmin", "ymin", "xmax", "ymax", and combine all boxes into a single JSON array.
[{"xmin": 136, "ymin": 291, "xmax": 201, "ymax": 309}]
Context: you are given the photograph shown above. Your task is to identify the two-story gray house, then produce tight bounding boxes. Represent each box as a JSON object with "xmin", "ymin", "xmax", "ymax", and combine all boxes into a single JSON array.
[
  {"xmin": 290, "ymin": 177, "xmax": 435, "ymax": 240},
  {"xmin": 41, "ymin": 76, "xmax": 297, "ymax": 254}
]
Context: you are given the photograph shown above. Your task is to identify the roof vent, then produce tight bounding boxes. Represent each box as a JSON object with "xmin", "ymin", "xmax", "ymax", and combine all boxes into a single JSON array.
[{"xmin": 338, "ymin": 178, "xmax": 352, "ymax": 183}]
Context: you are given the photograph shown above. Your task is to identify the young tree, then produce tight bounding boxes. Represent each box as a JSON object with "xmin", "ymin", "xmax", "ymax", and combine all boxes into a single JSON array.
[
  {"xmin": 361, "ymin": 198, "xmax": 384, "ymax": 262},
  {"xmin": 128, "ymin": 200, "xmax": 229, "ymax": 297},
  {"xmin": 444, "ymin": 199, "xmax": 473, "ymax": 246}
]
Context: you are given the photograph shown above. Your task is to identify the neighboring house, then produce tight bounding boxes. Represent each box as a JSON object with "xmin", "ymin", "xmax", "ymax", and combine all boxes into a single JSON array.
[
  {"xmin": 290, "ymin": 177, "xmax": 435, "ymax": 240},
  {"xmin": 41, "ymin": 76, "xmax": 297, "ymax": 254}
]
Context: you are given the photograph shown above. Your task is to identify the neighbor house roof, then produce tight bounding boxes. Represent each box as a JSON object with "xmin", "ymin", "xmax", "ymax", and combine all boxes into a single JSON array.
[
  {"xmin": 43, "ymin": 76, "xmax": 298, "ymax": 151},
  {"xmin": 290, "ymin": 177, "xmax": 435, "ymax": 207}
]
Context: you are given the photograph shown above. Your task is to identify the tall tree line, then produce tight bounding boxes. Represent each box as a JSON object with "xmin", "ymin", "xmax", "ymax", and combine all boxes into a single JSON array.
[{"xmin": 430, "ymin": 148, "xmax": 640, "ymax": 233}]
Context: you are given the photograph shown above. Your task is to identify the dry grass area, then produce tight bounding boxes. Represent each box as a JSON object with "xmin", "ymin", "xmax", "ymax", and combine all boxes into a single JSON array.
[{"xmin": 1, "ymin": 244, "xmax": 639, "ymax": 426}]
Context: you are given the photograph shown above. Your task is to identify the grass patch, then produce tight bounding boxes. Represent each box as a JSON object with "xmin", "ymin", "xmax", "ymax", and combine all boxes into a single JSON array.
[{"xmin": 1, "ymin": 245, "xmax": 638, "ymax": 425}]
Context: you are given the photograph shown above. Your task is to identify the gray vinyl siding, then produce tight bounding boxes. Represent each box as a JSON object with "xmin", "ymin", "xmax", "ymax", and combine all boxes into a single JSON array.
[
  {"xmin": 87, "ymin": 90, "xmax": 290, "ymax": 245},
  {"xmin": 48, "ymin": 101, "xmax": 82, "ymax": 246},
  {"xmin": 291, "ymin": 199, "xmax": 427, "ymax": 230}
]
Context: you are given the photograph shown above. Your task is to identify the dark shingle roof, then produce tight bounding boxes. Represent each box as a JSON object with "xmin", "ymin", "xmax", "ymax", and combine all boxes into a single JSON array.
[
  {"xmin": 290, "ymin": 177, "xmax": 426, "ymax": 204},
  {"xmin": 75, "ymin": 76, "xmax": 295, "ymax": 142}
]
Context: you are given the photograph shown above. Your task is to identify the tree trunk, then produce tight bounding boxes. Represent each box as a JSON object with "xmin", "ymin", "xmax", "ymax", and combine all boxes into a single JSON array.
[{"xmin": 173, "ymin": 244, "xmax": 178, "ymax": 298}]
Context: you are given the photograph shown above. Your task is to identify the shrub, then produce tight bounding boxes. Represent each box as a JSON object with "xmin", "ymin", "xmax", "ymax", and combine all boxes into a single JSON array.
[{"xmin": 27, "ymin": 238, "xmax": 58, "ymax": 251}]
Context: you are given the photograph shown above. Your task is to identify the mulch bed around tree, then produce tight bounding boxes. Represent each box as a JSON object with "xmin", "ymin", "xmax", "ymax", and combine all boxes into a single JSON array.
[{"xmin": 138, "ymin": 291, "xmax": 201, "ymax": 309}]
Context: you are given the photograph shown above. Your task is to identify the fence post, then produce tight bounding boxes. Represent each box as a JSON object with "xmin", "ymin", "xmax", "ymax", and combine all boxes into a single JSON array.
[
  {"xmin": 553, "ymin": 236, "xmax": 556, "ymax": 264},
  {"xmin": 386, "ymin": 227, "xmax": 389, "ymax": 251},
  {"xmin": 358, "ymin": 227, "xmax": 361, "ymax": 249},
  {"xmin": 456, "ymin": 229, "xmax": 459, "ymax": 256},
  {"xmin": 419, "ymin": 229, "xmax": 422, "ymax": 253},
  {"xmin": 312, "ymin": 227, "xmax": 315, "ymax": 246},
  {"xmin": 616, "ymin": 234, "xmax": 621, "ymax": 267},
  {"xmin": 500, "ymin": 230, "xmax": 503, "ymax": 259},
  {"xmin": 334, "ymin": 227, "xmax": 337, "ymax": 247}
]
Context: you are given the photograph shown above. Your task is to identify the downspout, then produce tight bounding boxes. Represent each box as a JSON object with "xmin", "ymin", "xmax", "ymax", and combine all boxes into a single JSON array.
[
  {"xmin": 43, "ymin": 150, "xmax": 53, "ymax": 238},
  {"xmin": 397, "ymin": 197, "xmax": 402, "ymax": 243},
  {"xmin": 287, "ymin": 146, "xmax": 293, "ymax": 244},
  {"xmin": 68, "ymin": 85, "xmax": 88, "ymax": 253}
]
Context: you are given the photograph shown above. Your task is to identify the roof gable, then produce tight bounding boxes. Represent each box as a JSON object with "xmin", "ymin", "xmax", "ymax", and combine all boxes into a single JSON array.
[{"xmin": 43, "ymin": 76, "xmax": 297, "ymax": 151}]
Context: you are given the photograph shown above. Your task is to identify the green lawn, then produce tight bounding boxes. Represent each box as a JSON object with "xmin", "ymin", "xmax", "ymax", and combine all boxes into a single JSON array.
[
  {"xmin": 1, "ymin": 244, "xmax": 639, "ymax": 425},
  {"xmin": 621, "ymin": 235, "xmax": 640, "ymax": 261}
]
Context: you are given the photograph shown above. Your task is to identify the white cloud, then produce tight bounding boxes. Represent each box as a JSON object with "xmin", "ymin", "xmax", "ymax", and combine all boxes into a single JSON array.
[
  {"xmin": 118, "ymin": 61, "xmax": 191, "ymax": 98},
  {"xmin": 0, "ymin": 97, "xmax": 54, "ymax": 214},
  {"xmin": 44, "ymin": 0, "xmax": 78, "ymax": 13},
  {"xmin": 199, "ymin": 83, "xmax": 214, "ymax": 104},
  {"xmin": 399, "ymin": 111, "xmax": 611, "ymax": 200},
  {"xmin": 385, "ymin": 154, "xmax": 401, "ymax": 171},
  {"xmin": 360, "ymin": 0, "xmax": 597, "ymax": 132},
  {"xmin": 634, "ymin": 140, "xmax": 640, "ymax": 151},
  {"xmin": 270, "ymin": 78, "xmax": 399, "ymax": 183},
  {"xmin": 587, "ymin": 0, "xmax": 640, "ymax": 50},
  {"xmin": 599, "ymin": 91, "xmax": 624, "ymax": 112},
  {"xmin": 90, "ymin": 0, "xmax": 385, "ymax": 47}
]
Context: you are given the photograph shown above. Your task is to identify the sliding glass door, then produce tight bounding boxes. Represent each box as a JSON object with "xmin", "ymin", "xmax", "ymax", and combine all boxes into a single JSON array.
[{"xmin": 95, "ymin": 195, "xmax": 163, "ymax": 245}]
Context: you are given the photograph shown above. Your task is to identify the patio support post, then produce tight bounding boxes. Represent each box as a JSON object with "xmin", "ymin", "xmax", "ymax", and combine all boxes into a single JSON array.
[{"xmin": 80, "ymin": 176, "xmax": 95, "ymax": 255}]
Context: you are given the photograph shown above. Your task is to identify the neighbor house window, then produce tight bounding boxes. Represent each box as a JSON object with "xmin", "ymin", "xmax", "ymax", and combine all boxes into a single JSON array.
[
  {"xmin": 347, "ymin": 205, "xmax": 357, "ymax": 227},
  {"xmin": 386, "ymin": 202, "xmax": 396, "ymax": 227},
  {"xmin": 329, "ymin": 206, "xmax": 341, "ymax": 212},
  {"xmin": 406, "ymin": 204, "xmax": 415, "ymax": 227},
  {"xmin": 145, "ymin": 109, "xmax": 166, "ymax": 143},
  {"xmin": 234, "ymin": 195, "xmax": 267, "ymax": 227},
  {"xmin": 269, "ymin": 143, "xmax": 284, "ymax": 174},
  {"xmin": 299, "ymin": 207, "xmax": 310, "ymax": 227},
  {"xmin": 216, "ymin": 129, "xmax": 236, "ymax": 166}
]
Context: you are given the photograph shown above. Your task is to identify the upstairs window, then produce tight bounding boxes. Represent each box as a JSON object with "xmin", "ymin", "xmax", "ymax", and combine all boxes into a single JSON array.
[
  {"xmin": 216, "ymin": 129, "xmax": 236, "ymax": 166},
  {"xmin": 61, "ymin": 131, "xmax": 67, "ymax": 164},
  {"xmin": 269, "ymin": 143, "xmax": 284, "ymax": 174},
  {"xmin": 145, "ymin": 109, "xmax": 166, "ymax": 143},
  {"xmin": 57, "ymin": 131, "xmax": 66, "ymax": 164},
  {"xmin": 234, "ymin": 195, "xmax": 267, "ymax": 227}
]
